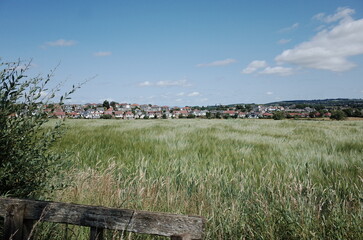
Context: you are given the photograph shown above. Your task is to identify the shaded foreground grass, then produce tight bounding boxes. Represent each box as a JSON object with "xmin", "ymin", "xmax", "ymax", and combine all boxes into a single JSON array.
[{"xmin": 44, "ymin": 119, "xmax": 362, "ymax": 239}]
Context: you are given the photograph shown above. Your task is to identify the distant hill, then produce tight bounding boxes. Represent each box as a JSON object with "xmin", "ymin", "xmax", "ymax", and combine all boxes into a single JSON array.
[{"xmin": 266, "ymin": 98, "xmax": 363, "ymax": 108}]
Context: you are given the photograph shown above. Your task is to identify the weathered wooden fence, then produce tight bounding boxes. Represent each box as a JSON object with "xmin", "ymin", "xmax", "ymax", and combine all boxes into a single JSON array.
[{"xmin": 0, "ymin": 198, "xmax": 205, "ymax": 240}]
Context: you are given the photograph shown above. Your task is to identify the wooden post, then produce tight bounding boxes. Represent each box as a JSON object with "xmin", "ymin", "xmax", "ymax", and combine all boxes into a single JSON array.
[
  {"xmin": 3, "ymin": 203, "xmax": 25, "ymax": 240},
  {"xmin": 89, "ymin": 227, "xmax": 104, "ymax": 240},
  {"xmin": 22, "ymin": 219, "xmax": 35, "ymax": 240}
]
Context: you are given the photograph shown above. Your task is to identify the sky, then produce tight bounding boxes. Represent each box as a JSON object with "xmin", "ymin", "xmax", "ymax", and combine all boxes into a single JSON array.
[{"xmin": 1, "ymin": 0, "xmax": 363, "ymax": 106}]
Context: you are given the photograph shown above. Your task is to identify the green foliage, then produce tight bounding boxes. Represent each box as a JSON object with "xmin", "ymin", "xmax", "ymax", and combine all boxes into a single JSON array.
[
  {"xmin": 206, "ymin": 111, "xmax": 211, "ymax": 119},
  {"xmin": 110, "ymin": 101, "xmax": 118, "ymax": 109},
  {"xmin": 100, "ymin": 114, "xmax": 112, "ymax": 119},
  {"xmin": 273, "ymin": 111, "xmax": 285, "ymax": 120},
  {"xmin": 0, "ymin": 60, "xmax": 78, "ymax": 198},
  {"xmin": 330, "ymin": 110, "xmax": 347, "ymax": 120},
  {"xmin": 103, "ymin": 100, "xmax": 110, "ymax": 109}
]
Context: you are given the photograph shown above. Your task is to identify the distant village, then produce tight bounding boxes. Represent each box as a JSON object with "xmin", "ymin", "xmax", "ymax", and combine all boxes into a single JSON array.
[{"xmin": 46, "ymin": 100, "xmax": 363, "ymax": 120}]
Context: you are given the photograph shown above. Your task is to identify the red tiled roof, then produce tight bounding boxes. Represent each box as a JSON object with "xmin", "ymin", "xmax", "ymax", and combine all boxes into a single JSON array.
[{"xmin": 53, "ymin": 112, "xmax": 65, "ymax": 116}]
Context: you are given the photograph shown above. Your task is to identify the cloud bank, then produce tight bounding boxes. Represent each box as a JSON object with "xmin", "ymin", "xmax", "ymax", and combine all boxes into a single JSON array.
[
  {"xmin": 243, "ymin": 7, "xmax": 363, "ymax": 74},
  {"xmin": 276, "ymin": 7, "xmax": 363, "ymax": 72}
]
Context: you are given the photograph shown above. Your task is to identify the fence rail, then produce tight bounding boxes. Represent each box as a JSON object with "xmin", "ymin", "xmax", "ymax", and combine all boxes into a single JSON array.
[{"xmin": 0, "ymin": 197, "xmax": 205, "ymax": 240}]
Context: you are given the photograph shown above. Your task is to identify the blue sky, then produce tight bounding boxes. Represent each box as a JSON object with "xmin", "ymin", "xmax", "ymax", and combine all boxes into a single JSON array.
[{"xmin": 1, "ymin": 0, "xmax": 363, "ymax": 106}]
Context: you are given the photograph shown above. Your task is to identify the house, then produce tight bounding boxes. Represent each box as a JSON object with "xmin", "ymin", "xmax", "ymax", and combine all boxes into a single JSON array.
[
  {"xmin": 150, "ymin": 105, "xmax": 161, "ymax": 111},
  {"xmin": 83, "ymin": 110, "xmax": 103, "ymax": 119},
  {"xmin": 262, "ymin": 113, "xmax": 273, "ymax": 118},
  {"xmin": 161, "ymin": 106, "xmax": 169, "ymax": 112},
  {"xmin": 146, "ymin": 111, "xmax": 162, "ymax": 118},
  {"xmin": 238, "ymin": 112, "xmax": 247, "ymax": 118},
  {"xmin": 66, "ymin": 112, "xmax": 80, "ymax": 118},
  {"xmin": 124, "ymin": 111, "xmax": 134, "ymax": 120},
  {"xmin": 114, "ymin": 111, "xmax": 124, "ymax": 118},
  {"xmin": 247, "ymin": 113, "xmax": 259, "ymax": 119},
  {"xmin": 53, "ymin": 110, "xmax": 66, "ymax": 119},
  {"xmin": 223, "ymin": 110, "xmax": 237, "ymax": 117},
  {"xmin": 131, "ymin": 103, "xmax": 140, "ymax": 109},
  {"xmin": 173, "ymin": 110, "xmax": 188, "ymax": 118},
  {"xmin": 104, "ymin": 107, "xmax": 114, "ymax": 116},
  {"xmin": 181, "ymin": 106, "xmax": 191, "ymax": 112},
  {"xmin": 95, "ymin": 107, "xmax": 104, "ymax": 113},
  {"xmin": 120, "ymin": 103, "xmax": 131, "ymax": 109},
  {"xmin": 140, "ymin": 104, "xmax": 150, "ymax": 111}
]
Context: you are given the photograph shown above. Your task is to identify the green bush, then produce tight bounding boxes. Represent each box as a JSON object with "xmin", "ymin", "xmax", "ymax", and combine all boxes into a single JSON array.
[
  {"xmin": 100, "ymin": 114, "xmax": 112, "ymax": 119},
  {"xmin": 330, "ymin": 110, "xmax": 347, "ymax": 120},
  {"xmin": 0, "ymin": 60, "xmax": 78, "ymax": 198},
  {"xmin": 273, "ymin": 111, "xmax": 285, "ymax": 120}
]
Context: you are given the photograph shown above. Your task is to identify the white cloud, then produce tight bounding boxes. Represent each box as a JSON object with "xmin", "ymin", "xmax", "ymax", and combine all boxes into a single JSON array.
[
  {"xmin": 278, "ymin": 23, "xmax": 299, "ymax": 32},
  {"xmin": 94, "ymin": 51, "xmax": 112, "ymax": 56},
  {"xmin": 197, "ymin": 58, "xmax": 236, "ymax": 67},
  {"xmin": 200, "ymin": 98, "xmax": 208, "ymax": 102},
  {"xmin": 188, "ymin": 92, "xmax": 200, "ymax": 97},
  {"xmin": 156, "ymin": 79, "xmax": 191, "ymax": 87},
  {"xmin": 177, "ymin": 92, "xmax": 185, "ymax": 96},
  {"xmin": 241, "ymin": 60, "xmax": 267, "ymax": 74},
  {"xmin": 276, "ymin": 8, "xmax": 363, "ymax": 72},
  {"xmin": 138, "ymin": 81, "xmax": 152, "ymax": 87},
  {"xmin": 277, "ymin": 39, "xmax": 291, "ymax": 45},
  {"xmin": 266, "ymin": 91, "xmax": 273, "ymax": 95},
  {"xmin": 138, "ymin": 79, "xmax": 192, "ymax": 87},
  {"xmin": 313, "ymin": 7, "xmax": 355, "ymax": 23},
  {"xmin": 260, "ymin": 66, "xmax": 294, "ymax": 76},
  {"xmin": 45, "ymin": 39, "xmax": 77, "ymax": 47}
]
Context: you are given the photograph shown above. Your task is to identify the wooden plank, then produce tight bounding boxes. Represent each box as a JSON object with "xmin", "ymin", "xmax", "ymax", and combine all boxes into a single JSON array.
[
  {"xmin": 3, "ymin": 203, "xmax": 24, "ymax": 240},
  {"xmin": 130, "ymin": 211, "xmax": 204, "ymax": 239},
  {"xmin": 0, "ymin": 198, "xmax": 205, "ymax": 239}
]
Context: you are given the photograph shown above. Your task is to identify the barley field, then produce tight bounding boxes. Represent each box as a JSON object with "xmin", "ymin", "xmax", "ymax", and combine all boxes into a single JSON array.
[{"xmin": 44, "ymin": 119, "xmax": 362, "ymax": 239}]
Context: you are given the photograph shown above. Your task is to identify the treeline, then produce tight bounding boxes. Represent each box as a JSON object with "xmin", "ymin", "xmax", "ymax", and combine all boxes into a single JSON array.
[{"xmin": 267, "ymin": 98, "xmax": 363, "ymax": 108}]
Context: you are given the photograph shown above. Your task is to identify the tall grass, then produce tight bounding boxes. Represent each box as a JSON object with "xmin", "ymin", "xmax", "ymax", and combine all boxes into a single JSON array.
[{"xmin": 44, "ymin": 119, "xmax": 362, "ymax": 239}]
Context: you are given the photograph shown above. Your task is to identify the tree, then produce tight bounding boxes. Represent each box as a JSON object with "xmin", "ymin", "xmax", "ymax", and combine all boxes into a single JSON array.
[
  {"xmin": 273, "ymin": 111, "xmax": 285, "ymax": 120},
  {"xmin": 330, "ymin": 110, "xmax": 347, "ymax": 120},
  {"xmin": 245, "ymin": 104, "xmax": 253, "ymax": 112},
  {"xmin": 110, "ymin": 101, "xmax": 118, "ymax": 109},
  {"xmin": 103, "ymin": 100, "xmax": 110, "ymax": 109},
  {"xmin": 206, "ymin": 111, "xmax": 212, "ymax": 119},
  {"xmin": 0, "ymin": 60, "xmax": 80, "ymax": 198}
]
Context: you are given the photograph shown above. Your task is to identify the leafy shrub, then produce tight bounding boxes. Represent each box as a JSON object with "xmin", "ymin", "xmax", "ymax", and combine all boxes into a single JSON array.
[
  {"xmin": 273, "ymin": 111, "xmax": 285, "ymax": 120},
  {"xmin": 0, "ymin": 60, "xmax": 79, "ymax": 198},
  {"xmin": 330, "ymin": 110, "xmax": 347, "ymax": 121},
  {"xmin": 100, "ymin": 114, "xmax": 112, "ymax": 119}
]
